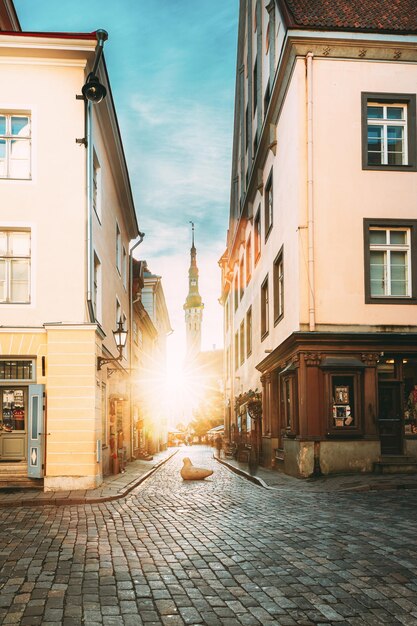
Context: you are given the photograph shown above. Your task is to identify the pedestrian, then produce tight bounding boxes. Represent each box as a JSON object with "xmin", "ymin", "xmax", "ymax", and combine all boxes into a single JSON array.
[{"xmin": 215, "ymin": 434, "xmax": 223, "ymax": 458}]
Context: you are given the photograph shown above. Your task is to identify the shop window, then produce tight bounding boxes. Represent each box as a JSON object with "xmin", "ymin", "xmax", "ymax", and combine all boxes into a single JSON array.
[
  {"xmin": 403, "ymin": 359, "xmax": 417, "ymax": 435},
  {"xmin": 1, "ymin": 387, "xmax": 26, "ymax": 432},
  {"xmin": 325, "ymin": 371, "xmax": 363, "ymax": 435}
]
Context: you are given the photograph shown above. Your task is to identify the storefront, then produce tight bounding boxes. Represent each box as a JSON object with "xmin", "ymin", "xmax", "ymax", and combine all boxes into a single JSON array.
[
  {"xmin": 257, "ymin": 332, "xmax": 417, "ymax": 477},
  {"xmin": 0, "ymin": 359, "xmax": 45, "ymax": 481}
]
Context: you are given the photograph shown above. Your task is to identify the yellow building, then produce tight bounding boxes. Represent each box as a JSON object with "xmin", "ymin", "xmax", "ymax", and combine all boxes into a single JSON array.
[{"xmin": 0, "ymin": 8, "xmax": 142, "ymax": 489}]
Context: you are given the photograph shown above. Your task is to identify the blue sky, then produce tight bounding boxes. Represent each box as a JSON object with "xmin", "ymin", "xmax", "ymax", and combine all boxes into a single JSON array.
[{"xmin": 14, "ymin": 0, "xmax": 238, "ymax": 359}]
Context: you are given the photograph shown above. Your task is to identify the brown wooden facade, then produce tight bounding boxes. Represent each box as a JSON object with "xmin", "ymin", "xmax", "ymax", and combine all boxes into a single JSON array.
[{"xmin": 256, "ymin": 332, "xmax": 417, "ymax": 477}]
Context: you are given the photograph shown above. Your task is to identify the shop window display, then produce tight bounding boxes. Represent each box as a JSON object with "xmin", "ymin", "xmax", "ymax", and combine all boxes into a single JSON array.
[
  {"xmin": 1, "ymin": 388, "xmax": 26, "ymax": 432},
  {"xmin": 403, "ymin": 361, "xmax": 417, "ymax": 435},
  {"xmin": 332, "ymin": 376, "xmax": 355, "ymax": 428}
]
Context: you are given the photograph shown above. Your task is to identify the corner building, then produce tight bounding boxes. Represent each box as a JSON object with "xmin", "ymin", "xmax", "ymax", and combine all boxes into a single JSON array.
[
  {"xmin": 220, "ymin": 0, "xmax": 417, "ymax": 477},
  {"xmin": 0, "ymin": 9, "xmax": 141, "ymax": 489}
]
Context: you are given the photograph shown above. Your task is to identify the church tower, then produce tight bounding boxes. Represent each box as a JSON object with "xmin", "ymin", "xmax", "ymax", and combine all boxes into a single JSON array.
[{"xmin": 183, "ymin": 222, "xmax": 204, "ymax": 361}]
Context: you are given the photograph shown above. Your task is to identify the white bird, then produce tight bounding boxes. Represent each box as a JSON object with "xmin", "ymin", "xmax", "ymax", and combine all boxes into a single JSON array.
[{"xmin": 180, "ymin": 457, "xmax": 213, "ymax": 480}]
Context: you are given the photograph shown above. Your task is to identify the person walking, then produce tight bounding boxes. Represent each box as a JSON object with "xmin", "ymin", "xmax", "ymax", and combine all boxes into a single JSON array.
[{"xmin": 214, "ymin": 434, "xmax": 223, "ymax": 458}]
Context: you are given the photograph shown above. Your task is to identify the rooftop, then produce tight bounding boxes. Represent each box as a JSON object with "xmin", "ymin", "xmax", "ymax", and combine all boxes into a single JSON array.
[{"xmin": 279, "ymin": 0, "xmax": 417, "ymax": 34}]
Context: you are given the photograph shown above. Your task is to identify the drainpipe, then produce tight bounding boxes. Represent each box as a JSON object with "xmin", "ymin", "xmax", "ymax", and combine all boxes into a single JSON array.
[
  {"xmin": 129, "ymin": 232, "xmax": 145, "ymax": 458},
  {"xmin": 306, "ymin": 52, "xmax": 316, "ymax": 332},
  {"xmin": 86, "ymin": 102, "xmax": 95, "ymax": 322}
]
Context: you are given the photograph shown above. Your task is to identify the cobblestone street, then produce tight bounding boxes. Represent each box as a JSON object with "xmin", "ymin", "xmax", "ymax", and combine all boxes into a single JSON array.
[{"xmin": 0, "ymin": 446, "xmax": 417, "ymax": 626}]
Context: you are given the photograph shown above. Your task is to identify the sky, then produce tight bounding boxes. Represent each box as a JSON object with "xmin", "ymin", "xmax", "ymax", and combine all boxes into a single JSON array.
[{"xmin": 14, "ymin": 0, "xmax": 238, "ymax": 366}]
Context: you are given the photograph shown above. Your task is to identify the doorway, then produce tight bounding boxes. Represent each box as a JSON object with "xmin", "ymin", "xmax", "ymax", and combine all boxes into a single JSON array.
[{"xmin": 378, "ymin": 383, "xmax": 403, "ymax": 455}]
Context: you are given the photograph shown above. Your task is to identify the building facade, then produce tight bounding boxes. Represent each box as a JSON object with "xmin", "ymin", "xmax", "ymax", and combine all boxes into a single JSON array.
[
  {"xmin": 0, "ymin": 13, "xmax": 143, "ymax": 489},
  {"xmin": 221, "ymin": 0, "xmax": 417, "ymax": 477}
]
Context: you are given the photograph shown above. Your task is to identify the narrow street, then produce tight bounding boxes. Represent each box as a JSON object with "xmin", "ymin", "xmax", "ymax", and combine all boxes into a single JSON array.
[{"xmin": 0, "ymin": 447, "xmax": 417, "ymax": 626}]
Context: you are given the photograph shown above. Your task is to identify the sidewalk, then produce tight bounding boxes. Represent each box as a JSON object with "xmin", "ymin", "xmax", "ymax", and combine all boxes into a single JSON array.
[
  {"xmin": 215, "ymin": 453, "xmax": 417, "ymax": 492},
  {"xmin": 0, "ymin": 448, "xmax": 178, "ymax": 508}
]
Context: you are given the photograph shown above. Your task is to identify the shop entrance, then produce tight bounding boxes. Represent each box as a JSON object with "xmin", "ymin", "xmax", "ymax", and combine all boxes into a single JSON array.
[
  {"xmin": 378, "ymin": 383, "xmax": 403, "ymax": 455},
  {"xmin": 0, "ymin": 387, "xmax": 27, "ymax": 461}
]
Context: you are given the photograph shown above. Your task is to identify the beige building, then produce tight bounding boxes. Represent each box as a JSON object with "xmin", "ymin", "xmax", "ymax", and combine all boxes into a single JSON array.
[
  {"xmin": 221, "ymin": 0, "xmax": 417, "ymax": 476},
  {"xmin": 131, "ymin": 260, "xmax": 172, "ymax": 458},
  {"xmin": 0, "ymin": 8, "xmax": 144, "ymax": 489}
]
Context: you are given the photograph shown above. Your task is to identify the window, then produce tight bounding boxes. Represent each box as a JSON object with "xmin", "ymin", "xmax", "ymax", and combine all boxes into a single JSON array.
[
  {"xmin": 261, "ymin": 275, "xmax": 269, "ymax": 339},
  {"xmin": 93, "ymin": 252, "xmax": 102, "ymax": 322},
  {"xmin": 234, "ymin": 332, "xmax": 239, "ymax": 370},
  {"xmin": 245, "ymin": 105, "xmax": 249, "ymax": 153},
  {"xmin": 234, "ymin": 273, "xmax": 239, "ymax": 312},
  {"xmin": 225, "ymin": 298, "xmax": 229, "ymax": 331},
  {"xmin": 101, "ymin": 383, "xmax": 107, "ymax": 447},
  {"xmin": 264, "ymin": 170, "xmax": 273, "ymax": 240},
  {"xmin": 253, "ymin": 57, "xmax": 258, "ymax": 114},
  {"xmin": 116, "ymin": 299, "xmax": 121, "ymax": 327},
  {"xmin": 362, "ymin": 93, "xmax": 416, "ymax": 171},
  {"xmin": 240, "ymin": 321, "xmax": 245, "ymax": 365},
  {"xmin": 0, "ymin": 359, "xmax": 34, "ymax": 382},
  {"xmin": 0, "ymin": 113, "xmax": 31, "ymax": 179},
  {"xmin": 116, "ymin": 223, "xmax": 122, "ymax": 273},
  {"xmin": 246, "ymin": 235, "xmax": 252, "ymax": 286},
  {"xmin": 92, "ymin": 150, "xmax": 101, "ymax": 220},
  {"xmin": 239, "ymin": 257, "xmax": 245, "ymax": 300},
  {"xmin": 0, "ymin": 230, "xmax": 30, "ymax": 303},
  {"xmin": 246, "ymin": 306, "xmax": 252, "ymax": 357},
  {"xmin": 273, "ymin": 247, "xmax": 284, "ymax": 324},
  {"xmin": 254, "ymin": 207, "xmax": 261, "ymax": 264},
  {"xmin": 264, "ymin": 80, "xmax": 271, "ymax": 116},
  {"xmin": 122, "ymin": 313, "xmax": 127, "ymax": 359},
  {"xmin": 122, "ymin": 247, "xmax": 127, "ymax": 289},
  {"xmin": 364, "ymin": 219, "xmax": 417, "ymax": 303}
]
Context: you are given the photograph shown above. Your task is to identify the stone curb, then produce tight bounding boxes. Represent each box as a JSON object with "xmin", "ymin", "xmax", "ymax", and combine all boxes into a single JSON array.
[
  {"xmin": 215, "ymin": 455, "xmax": 417, "ymax": 493},
  {"xmin": 0, "ymin": 449, "xmax": 179, "ymax": 509}
]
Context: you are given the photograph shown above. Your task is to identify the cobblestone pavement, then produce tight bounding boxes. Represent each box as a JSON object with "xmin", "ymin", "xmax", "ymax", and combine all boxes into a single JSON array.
[{"xmin": 0, "ymin": 446, "xmax": 416, "ymax": 626}]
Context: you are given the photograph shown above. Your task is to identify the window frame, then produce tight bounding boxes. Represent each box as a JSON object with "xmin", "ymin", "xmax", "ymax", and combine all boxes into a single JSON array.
[
  {"xmin": 0, "ymin": 112, "xmax": 31, "ymax": 180},
  {"xmin": 361, "ymin": 92, "xmax": 417, "ymax": 171},
  {"xmin": 364, "ymin": 218, "xmax": 417, "ymax": 304},
  {"xmin": 273, "ymin": 246, "xmax": 284, "ymax": 325},
  {"xmin": 92, "ymin": 149, "xmax": 102, "ymax": 222},
  {"xmin": 246, "ymin": 234, "xmax": 252, "ymax": 286},
  {"xmin": 261, "ymin": 275, "xmax": 269, "ymax": 340},
  {"xmin": 246, "ymin": 306, "xmax": 252, "ymax": 358},
  {"xmin": 264, "ymin": 170, "xmax": 273, "ymax": 241},
  {"xmin": 116, "ymin": 222, "xmax": 122, "ymax": 274},
  {"xmin": 324, "ymin": 370, "xmax": 364, "ymax": 437},
  {"xmin": 239, "ymin": 320, "xmax": 245, "ymax": 366},
  {"xmin": 0, "ymin": 229, "xmax": 31, "ymax": 304},
  {"xmin": 254, "ymin": 207, "xmax": 261, "ymax": 265},
  {"xmin": 93, "ymin": 251, "xmax": 102, "ymax": 323},
  {"xmin": 234, "ymin": 331, "xmax": 239, "ymax": 371}
]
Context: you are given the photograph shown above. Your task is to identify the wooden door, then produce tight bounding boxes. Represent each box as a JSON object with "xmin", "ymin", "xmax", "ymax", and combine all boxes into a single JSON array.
[{"xmin": 378, "ymin": 383, "xmax": 403, "ymax": 455}]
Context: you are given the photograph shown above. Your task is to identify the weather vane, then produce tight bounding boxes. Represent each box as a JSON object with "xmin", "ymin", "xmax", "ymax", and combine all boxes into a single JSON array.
[{"xmin": 189, "ymin": 221, "xmax": 195, "ymax": 247}]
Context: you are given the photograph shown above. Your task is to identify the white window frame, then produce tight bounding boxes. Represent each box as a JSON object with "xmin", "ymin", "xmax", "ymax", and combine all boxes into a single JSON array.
[
  {"xmin": 369, "ymin": 227, "xmax": 411, "ymax": 297},
  {"xmin": 367, "ymin": 103, "xmax": 408, "ymax": 166},
  {"xmin": 0, "ymin": 229, "xmax": 31, "ymax": 303},
  {"xmin": 0, "ymin": 112, "xmax": 31, "ymax": 180}
]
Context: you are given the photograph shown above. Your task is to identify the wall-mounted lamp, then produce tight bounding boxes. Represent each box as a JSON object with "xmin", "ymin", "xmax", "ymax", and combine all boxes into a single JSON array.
[
  {"xmin": 76, "ymin": 29, "xmax": 108, "ymax": 146},
  {"xmin": 97, "ymin": 319, "xmax": 128, "ymax": 371}
]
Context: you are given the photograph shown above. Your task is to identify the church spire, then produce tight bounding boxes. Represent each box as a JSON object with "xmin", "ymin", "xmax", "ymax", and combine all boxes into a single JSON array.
[{"xmin": 184, "ymin": 222, "xmax": 204, "ymax": 360}]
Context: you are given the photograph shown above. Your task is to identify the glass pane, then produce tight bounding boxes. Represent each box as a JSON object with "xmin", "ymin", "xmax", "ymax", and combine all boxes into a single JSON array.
[
  {"xmin": 390, "ymin": 230, "xmax": 407, "ymax": 245},
  {"xmin": 9, "ymin": 139, "xmax": 30, "ymax": 178},
  {"xmin": 387, "ymin": 107, "xmax": 404, "ymax": 120},
  {"xmin": 0, "ymin": 139, "xmax": 5, "ymax": 158},
  {"xmin": 0, "ymin": 116, "xmax": 5, "ymax": 134},
  {"xmin": 10, "ymin": 260, "xmax": 29, "ymax": 302},
  {"xmin": 368, "ymin": 106, "xmax": 383, "ymax": 119},
  {"xmin": 369, "ymin": 230, "xmax": 386, "ymax": 245},
  {"xmin": 31, "ymin": 396, "xmax": 38, "ymax": 440},
  {"xmin": 370, "ymin": 251, "xmax": 385, "ymax": 295},
  {"xmin": 0, "ymin": 232, "xmax": 7, "ymax": 256},
  {"xmin": 387, "ymin": 151, "xmax": 404, "ymax": 166},
  {"xmin": 391, "ymin": 251, "xmax": 407, "ymax": 296},
  {"xmin": 11, "ymin": 117, "xmax": 29, "ymax": 137},
  {"xmin": 9, "ymin": 231, "xmax": 30, "ymax": 256}
]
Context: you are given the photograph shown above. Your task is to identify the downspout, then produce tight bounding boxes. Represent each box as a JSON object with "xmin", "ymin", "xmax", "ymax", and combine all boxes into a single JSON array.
[
  {"xmin": 129, "ymin": 232, "xmax": 145, "ymax": 458},
  {"xmin": 306, "ymin": 52, "xmax": 316, "ymax": 332},
  {"xmin": 86, "ymin": 101, "xmax": 95, "ymax": 322}
]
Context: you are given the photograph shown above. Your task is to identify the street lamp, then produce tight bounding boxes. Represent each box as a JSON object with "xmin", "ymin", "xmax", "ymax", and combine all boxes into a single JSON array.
[{"xmin": 97, "ymin": 319, "xmax": 128, "ymax": 371}]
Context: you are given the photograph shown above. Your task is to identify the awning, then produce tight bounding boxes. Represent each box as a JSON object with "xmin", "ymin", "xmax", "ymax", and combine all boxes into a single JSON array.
[{"xmin": 319, "ymin": 357, "xmax": 366, "ymax": 369}]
